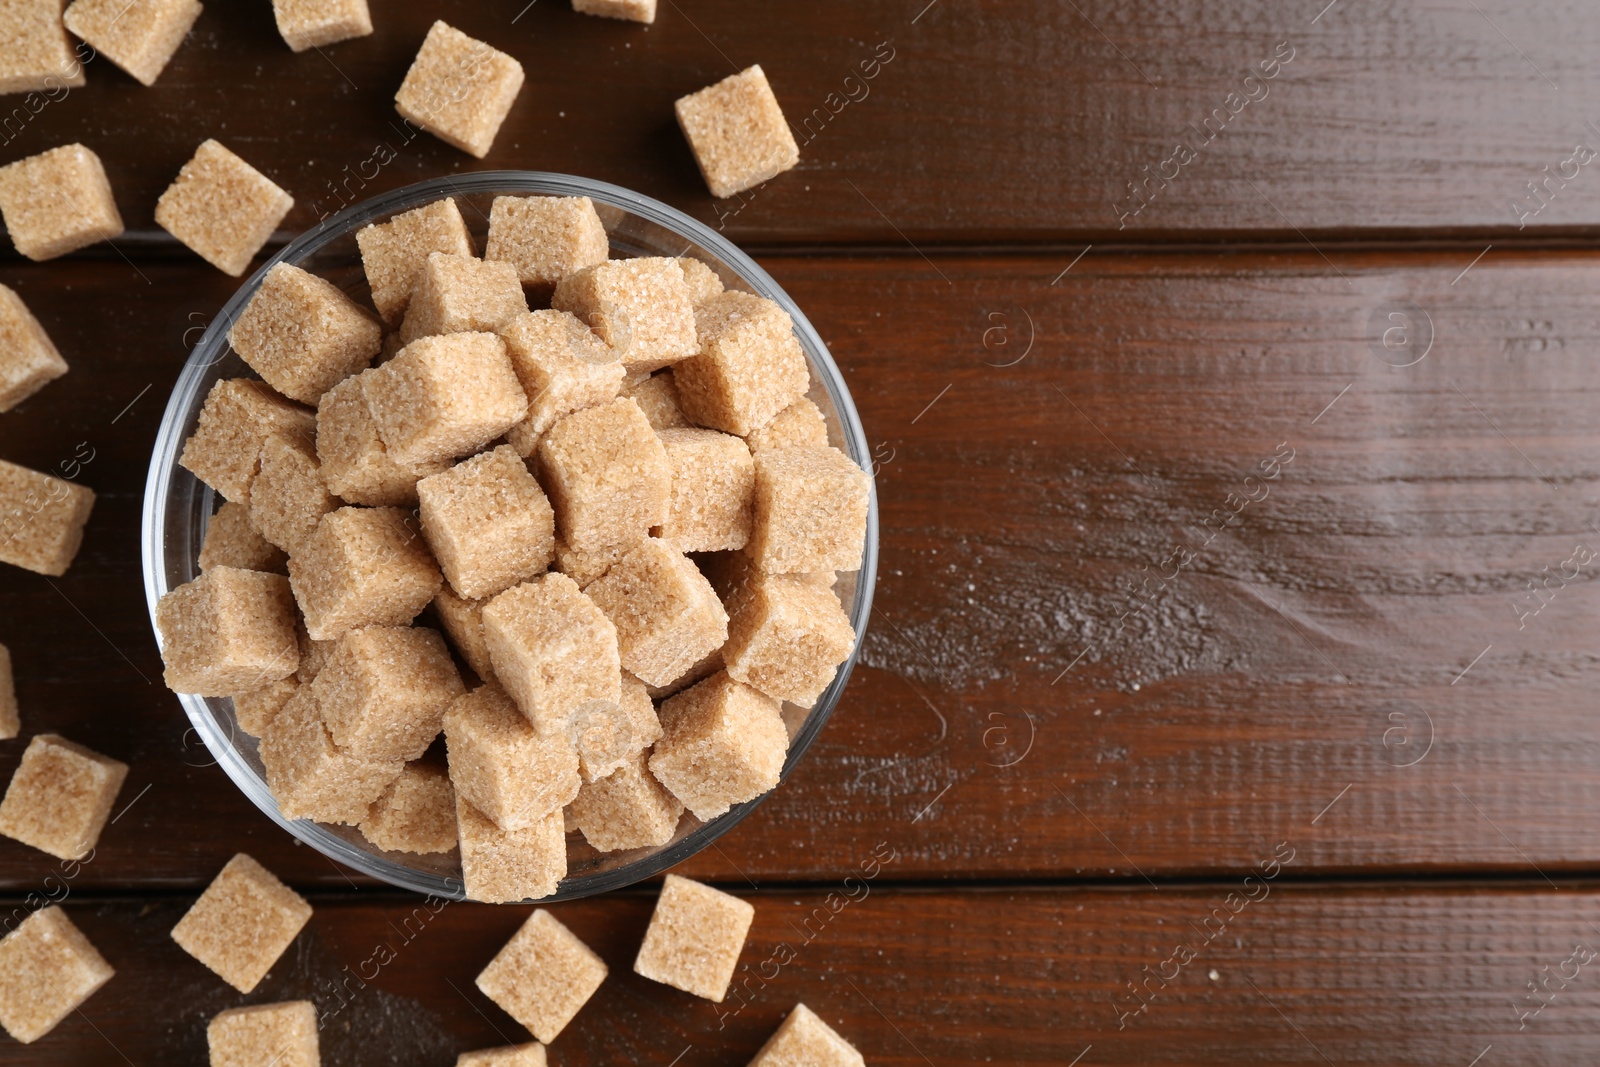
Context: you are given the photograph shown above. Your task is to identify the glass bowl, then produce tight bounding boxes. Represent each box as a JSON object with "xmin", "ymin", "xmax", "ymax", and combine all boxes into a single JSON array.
[{"xmin": 141, "ymin": 172, "xmax": 878, "ymax": 901}]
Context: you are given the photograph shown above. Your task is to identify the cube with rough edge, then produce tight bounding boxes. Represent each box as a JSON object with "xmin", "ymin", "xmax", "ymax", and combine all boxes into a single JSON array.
[
  {"xmin": 536, "ymin": 397, "xmax": 670, "ymax": 553},
  {"xmin": 675, "ymin": 65, "xmax": 800, "ymax": 199},
  {"xmin": 649, "ymin": 672, "xmax": 787, "ymax": 820},
  {"xmin": 200, "ymin": 501, "xmax": 287, "ymax": 574},
  {"xmin": 356, "ymin": 198, "xmax": 475, "ymax": 324},
  {"xmin": 155, "ymin": 140, "xmax": 293, "ymax": 276},
  {"xmin": 207, "ymin": 1000, "xmax": 319, "ymax": 1067},
  {"xmin": 288, "ymin": 506, "xmax": 442, "ymax": 641},
  {"xmin": 260, "ymin": 686, "xmax": 402, "ymax": 823},
  {"xmin": 271, "ymin": 0, "xmax": 371, "ymax": 51},
  {"xmin": 170, "ymin": 854, "xmax": 312, "ymax": 994},
  {"xmin": 0, "ymin": 457, "xmax": 94, "ymax": 576},
  {"xmin": 749, "ymin": 446, "xmax": 869, "ymax": 574},
  {"xmin": 359, "ymin": 764, "xmax": 457, "ymax": 854},
  {"xmin": 432, "ymin": 586, "xmax": 495, "ymax": 680},
  {"xmin": 363, "ymin": 332, "xmax": 528, "ymax": 467},
  {"xmin": 570, "ymin": 672, "xmax": 660, "ymax": 782},
  {"xmin": 570, "ymin": 750, "xmax": 682, "ymax": 852},
  {"xmin": 485, "ymin": 195, "xmax": 609, "ymax": 289},
  {"xmin": 313, "ymin": 626, "xmax": 464, "ymax": 761},
  {"xmin": 229, "ymin": 262, "xmax": 382, "ymax": 404},
  {"xmin": 315, "ymin": 373, "xmax": 448, "ymax": 507},
  {"xmin": 395, "ymin": 21, "xmax": 524, "ymax": 159},
  {"xmin": 633, "ymin": 874, "xmax": 754, "ymax": 1001},
  {"xmin": 585, "ymin": 539, "xmax": 728, "ymax": 688},
  {"xmin": 0, "ymin": 907, "xmax": 113, "ymax": 1044},
  {"xmin": 0, "ymin": 0, "xmax": 86, "ymax": 94},
  {"xmin": 249, "ymin": 435, "xmax": 339, "ymax": 557},
  {"xmin": 457, "ymin": 1043, "xmax": 546, "ymax": 1067},
  {"xmin": 499, "ymin": 309, "xmax": 623, "ymax": 456},
  {"xmin": 443, "ymin": 683, "xmax": 579, "ymax": 830},
  {"xmin": 180, "ymin": 378, "xmax": 316, "ymax": 505},
  {"xmin": 677, "ymin": 258, "xmax": 723, "ymax": 306},
  {"xmin": 571, "ymin": 0, "xmax": 655, "ymax": 24},
  {"xmin": 623, "ymin": 371, "xmax": 689, "ymax": 431},
  {"xmin": 0, "ymin": 283, "xmax": 67, "ymax": 412},
  {"xmin": 657, "ymin": 427, "xmax": 754, "ymax": 552},
  {"xmin": 749, "ymin": 1003, "xmax": 865, "ymax": 1067},
  {"xmin": 0, "ymin": 144, "xmax": 123, "ymax": 261},
  {"xmin": 675, "ymin": 291, "xmax": 809, "ymax": 435},
  {"xmin": 481, "ymin": 572, "xmax": 620, "ymax": 737},
  {"xmin": 230, "ymin": 675, "xmax": 299, "ymax": 737},
  {"xmin": 475, "ymin": 909, "xmax": 607, "ymax": 1043},
  {"xmin": 156, "ymin": 567, "xmax": 299, "ymax": 695},
  {"xmin": 643, "ymin": 645, "xmax": 722, "ymax": 701},
  {"xmin": 399, "ymin": 253, "xmax": 529, "ymax": 345},
  {"xmin": 0, "ymin": 643, "xmax": 15, "ymax": 739},
  {"xmin": 457, "ymin": 800, "xmax": 565, "ymax": 903},
  {"xmin": 0, "ymin": 734, "xmax": 126, "ymax": 861},
  {"xmin": 419, "ymin": 444, "xmax": 555, "ymax": 600},
  {"xmin": 552, "ymin": 535, "xmax": 626, "ymax": 588},
  {"xmin": 551, "ymin": 257, "xmax": 697, "ymax": 376},
  {"xmin": 63, "ymin": 0, "xmax": 200, "ymax": 86},
  {"xmin": 745, "ymin": 397, "xmax": 828, "ymax": 453},
  {"xmin": 724, "ymin": 573, "xmax": 854, "ymax": 706}
]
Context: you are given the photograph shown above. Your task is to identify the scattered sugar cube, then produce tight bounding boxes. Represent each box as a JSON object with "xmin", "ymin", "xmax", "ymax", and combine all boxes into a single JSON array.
[
  {"xmin": 229, "ymin": 262, "xmax": 382, "ymax": 404},
  {"xmin": 63, "ymin": 0, "xmax": 200, "ymax": 86},
  {"xmin": 675, "ymin": 291, "xmax": 809, "ymax": 435},
  {"xmin": 552, "ymin": 534, "xmax": 626, "ymax": 588},
  {"xmin": 475, "ymin": 909, "xmax": 607, "ymax": 1042},
  {"xmin": 363, "ymin": 332, "xmax": 528, "ymax": 467},
  {"xmin": 623, "ymin": 371, "xmax": 689, "ymax": 431},
  {"xmin": 0, "ymin": 0, "xmax": 86, "ymax": 93},
  {"xmin": 171, "ymin": 853, "xmax": 312, "ymax": 994},
  {"xmin": 585, "ymin": 539, "xmax": 727, "ymax": 688},
  {"xmin": 156, "ymin": 567, "xmax": 299, "ymax": 695},
  {"xmin": 443, "ymin": 682, "xmax": 579, "ymax": 831},
  {"xmin": 0, "ymin": 734, "xmax": 126, "ymax": 860},
  {"xmin": 0, "ymin": 283, "xmax": 67, "ymax": 412},
  {"xmin": 552, "ymin": 257, "xmax": 696, "ymax": 375},
  {"xmin": 457, "ymin": 799, "xmax": 565, "ymax": 903},
  {"xmin": 649, "ymin": 672, "xmax": 787, "ymax": 820},
  {"xmin": 570, "ymin": 750, "xmax": 681, "ymax": 851},
  {"xmin": 180, "ymin": 378, "xmax": 315, "ymax": 505},
  {"xmin": 315, "ymin": 372, "xmax": 448, "ymax": 507},
  {"xmin": 486, "ymin": 195, "xmax": 609, "ymax": 289},
  {"xmin": 199, "ymin": 501, "xmax": 286, "ymax": 574},
  {"xmin": 536, "ymin": 396, "xmax": 670, "ymax": 553},
  {"xmin": 155, "ymin": 140, "xmax": 294, "ymax": 276},
  {"xmin": 260, "ymin": 685, "xmax": 402, "ymax": 822},
  {"xmin": 0, "ymin": 643, "xmax": 15, "ymax": 739},
  {"xmin": 419, "ymin": 444, "xmax": 554, "ymax": 600},
  {"xmin": 208, "ymin": 1000, "xmax": 319, "ymax": 1067},
  {"xmin": 359, "ymin": 763, "xmax": 456, "ymax": 854},
  {"xmin": 249, "ymin": 435, "xmax": 339, "ymax": 557},
  {"xmin": 271, "ymin": 0, "xmax": 371, "ymax": 51},
  {"xmin": 675, "ymin": 65, "xmax": 799, "ymax": 199},
  {"xmin": 677, "ymin": 258, "xmax": 724, "ymax": 306},
  {"xmin": 724, "ymin": 573, "xmax": 855, "ymax": 706},
  {"xmin": 633, "ymin": 874, "xmax": 753, "ymax": 1001},
  {"xmin": 749, "ymin": 447, "xmax": 869, "ymax": 574},
  {"xmin": 395, "ymin": 20, "xmax": 524, "ymax": 159},
  {"xmin": 314, "ymin": 626, "xmax": 464, "ymax": 761},
  {"xmin": 432, "ymin": 586, "xmax": 495, "ymax": 679},
  {"xmin": 499, "ymin": 309, "xmax": 623, "ymax": 455},
  {"xmin": 0, "ymin": 143, "xmax": 123, "ymax": 261},
  {"xmin": 230, "ymin": 674, "xmax": 299, "ymax": 737},
  {"xmin": 571, "ymin": 0, "xmax": 655, "ymax": 24},
  {"xmin": 356, "ymin": 198, "xmax": 475, "ymax": 324},
  {"xmin": 0, "ymin": 457, "xmax": 94, "ymax": 576},
  {"xmin": 457, "ymin": 1043, "xmax": 546, "ymax": 1067},
  {"xmin": 481, "ymin": 572, "xmax": 620, "ymax": 737},
  {"xmin": 745, "ymin": 396, "xmax": 828, "ymax": 452},
  {"xmin": 749, "ymin": 1003, "xmax": 865, "ymax": 1067},
  {"xmin": 400, "ymin": 253, "xmax": 529, "ymax": 345},
  {"xmin": 0, "ymin": 907, "xmax": 113, "ymax": 1044},
  {"xmin": 288, "ymin": 506, "xmax": 443, "ymax": 641},
  {"xmin": 570, "ymin": 672, "xmax": 660, "ymax": 781},
  {"xmin": 657, "ymin": 427, "xmax": 754, "ymax": 551}
]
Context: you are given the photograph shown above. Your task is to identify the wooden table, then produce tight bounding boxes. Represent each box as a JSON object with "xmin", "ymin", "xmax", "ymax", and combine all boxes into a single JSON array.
[{"xmin": 2, "ymin": 1, "xmax": 1598, "ymax": 1062}]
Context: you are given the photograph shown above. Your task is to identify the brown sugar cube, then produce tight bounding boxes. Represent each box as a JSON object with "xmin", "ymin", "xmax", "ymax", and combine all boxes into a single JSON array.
[
  {"xmin": 571, "ymin": 0, "xmax": 655, "ymax": 24},
  {"xmin": 457, "ymin": 799, "xmax": 564, "ymax": 903},
  {"xmin": 314, "ymin": 626, "xmax": 464, "ymax": 761},
  {"xmin": 585, "ymin": 539, "xmax": 727, "ymax": 688},
  {"xmin": 746, "ymin": 397, "xmax": 828, "ymax": 453},
  {"xmin": 395, "ymin": 21, "xmax": 524, "ymax": 159},
  {"xmin": 643, "ymin": 646, "xmax": 722, "ymax": 701},
  {"xmin": 0, "ymin": 907, "xmax": 113, "ymax": 1044},
  {"xmin": 230, "ymin": 674, "xmax": 299, "ymax": 737},
  {"xmin": 623, "ymin": 371, "xmax": 689, "ymax": 431},
  {"xmin": 356, "ymin": 198, "xmax": 475, "ymax": 324},
  {"xmin": 229, "ymin": 262, "xmax": 382, "ymax": 404},
  {"xmin": 400, "ymin": 253, "xmax": 528, "ymax": 345},
  {"xmin": 536, "ymin": 397, "xmax": 670, "ymax": 553},
  {"xmin": 315, "ymin": 373, "xmax": 447, "ymax": 507},
  {"xmin": 677, "ymin": 258, "xmax": 724, "ymax": 306},
  {"xmin": 570, "ymin": 750, "xmax": 681, "ymax": 852},
  {"xmin": 552, "ymin": 257, "xmax": 696, "ymax": 376},
  {"xmin": 499, "ymin": 309, "xmax": 624, "ymax": 456},
  {"xmin": 0, "ymin": 643, "xmax": 15, "ymax": 739},
  {"xmin": 676, "ymin": 292, "xmax": 808, "ymax": 435},
  {"xmin": 724, "ymin": 573, "xmax": 854, "ymax": 707},
  {"xmin": 476, "ymin": 909, "xmax": 607, "ymax": 1042},
  {"xmin": 457, "ymin": 1044, "xmax": 546, "ymax": 1067},
  {"xmin": 0, "ymin": 0, "xmax": 86, "ymax": 94},
  {"xmin": 260, "ymin": 686, "xmax": 402, "ymax": 823},
  {"xmin": 0, "ymin": 457, "xmax": 94, "ymax": 576},
  {"xmin": 570, "ymin": 672, "xmax": 660, "ymax": 782},
  {"xmin": 750, "ymin": 1003, "xmax": 865, "ymax": 1067},
  {"xmin": 633, "ymin": 874, "xmax": 753, "ymax": 1001},
  {"xmin": 749, "ymin": 446, "xmax": 869, "ymax": 574},
  {"xmin": 359, "ymin": 763, "xmax": 456, "ymax": 854},
  {"xmin": 155, "ymin": 140, "xmax": 293, "ymax": 276},
  {"xmin": 0, "ymin": 143, "xmax": 123, "ymax": 261},
  {"xmin": 0, "ymin": 734, "xmax": 126, "ymax": 860},
  {"xmin": 676, "ymin": 65, "xmax": 799, "ymax": 199},
  {"xmin": 180, "ymin": 378, "xmax": 315, "ymax": 505},
  {"xmin": 271, "ymin": 0, "xmax": 371, "ymax": 51},
  {"xmin": 208, "ymin": 1000, "xmax": 319, "ymax": 1067},
  {"xmin": 249, "ymin": 435, "xmax": 339, "ymax": 557},
  {"xmin": 364, "ymin": 332, "xmax": 528, "ymax": 467},
  {"xmin": 171, "ymin": 853, "xmax": 312, "ymax": 994},
  {"xmin": 649, "ymin": 672, "xmax": 787, "ymax": 820},
  {"xmin": 0, "ymin": 283, "xmax": 68, "ymax": 412},
  {"xmin": 432, "ymin": 586, "xmax": 495, "ymax": 679},
  {"xmin": 419, "ymin": 444, "xmax": 554, "ymax": 600},
  {"xmin": 552, "ymin": 535, "xmax": 626, "ymax": 588},
  {"xmin": 482, "ymin": 572, "xmax": 619, "ymax": 737},
  {"xmin": 485, "ymin": 195, "xmax": 609, "ymax": 289},
  {"xmin": 63, "ymin": 0, "xmax": 199, "ymax": 86},
  {"xmin": 199, "ymin": 501, "xmax": 286, "ymax": 574},
  {"xmin": 657, "ymin": 427, "xmax": 754, "ymax": 552},
  {"xmin": 156, "ymin": 567, "xmax": 299, "ymax": 695},
  {"xmin": 443, "ymin": 683, "xmax": 579, "ymax": 830},
  {"xmin": 288, "ymin": 506, "xmax": 442, "ymax": 641}
]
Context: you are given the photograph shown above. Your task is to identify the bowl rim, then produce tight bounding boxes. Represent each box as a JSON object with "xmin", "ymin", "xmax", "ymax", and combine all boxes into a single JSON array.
[{"xmin": 140, "ymin": 171, "xmax": 879, "ymax": 900}]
